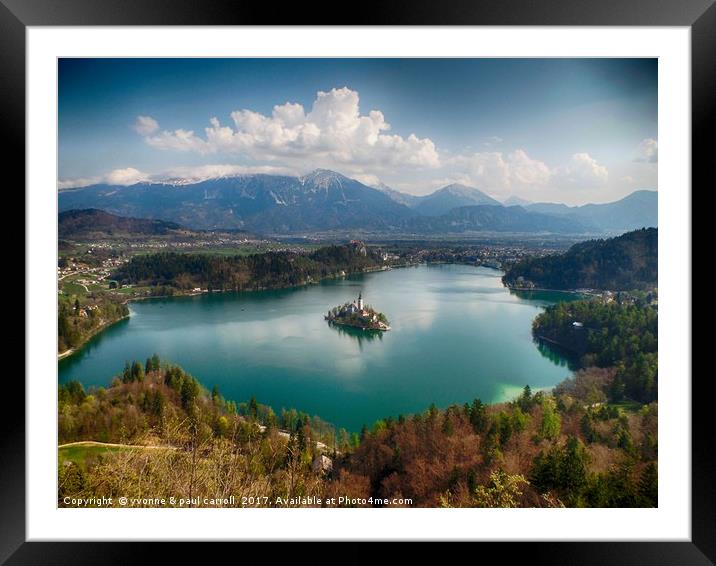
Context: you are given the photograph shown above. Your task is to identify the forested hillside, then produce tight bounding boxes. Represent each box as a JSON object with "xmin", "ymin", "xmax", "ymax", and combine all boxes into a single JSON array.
[
  {"xmin": 533, "ymin": 299, "xmax": 658, "ymax": 403},
  {"xmin": 503, "ymin": 228, "xmax": 657, "ymax": 291},
  {"xmin": 59, "ymin": 209, "xmax": 183, "ymax": 238},
  {"xmin": 59, "ymin": 359, "xmax": 657, "ymax": 508},
  {"xmin": 112, "ymin": 243, "xmax": 383, "ymax": 292},
  {"xmin": 58, "ymin": 294, "xmax": 129, "ymax": 354}
]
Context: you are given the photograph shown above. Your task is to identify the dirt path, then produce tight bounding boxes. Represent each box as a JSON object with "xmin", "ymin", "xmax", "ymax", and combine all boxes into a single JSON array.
[
  {"xmin": 61, "ymin": 435, "xmax": 336, "ymax": 455},
  {"xmin": 58, "ymin": 440, "xmax": 176, "ymax": 451}
]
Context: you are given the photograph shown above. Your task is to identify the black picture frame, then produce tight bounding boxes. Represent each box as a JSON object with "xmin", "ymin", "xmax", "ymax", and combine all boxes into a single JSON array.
[{"xmin": 5, "ymin": 0, "xmax": 706, "ymax": 561}]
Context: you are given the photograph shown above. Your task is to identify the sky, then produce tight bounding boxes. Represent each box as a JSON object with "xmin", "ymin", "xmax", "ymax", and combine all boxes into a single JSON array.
[{"xmin": 58, "ymin": 58, "xmax": 657, "ymax": 205}]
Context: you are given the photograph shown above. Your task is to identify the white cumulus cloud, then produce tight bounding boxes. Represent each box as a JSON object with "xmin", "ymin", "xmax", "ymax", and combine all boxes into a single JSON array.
[
  {"xmin": 58, "ymin": 167, "xmax": 149, "ymax": 190},
  {"xmin": 133, "ymin": 115, "xmax": 159, "ymax": 136},
  {"xmin": 58, "ymin": 164, "xmax": 299, "ymax": 189},
  {"xmin": 147, "ymin": 127, "xmax": 210, "ymax": 153},
  {"xmin": 139, "ymin": 87, "xmax": 440, "ymax": 172},
  {"xmin": 351, "ymin": 173, "xmax": 382, "ymax": 187},
  {"xmin": 553, "ymin": 153, "xmax": 609, "ymax": 189},
  {"xmin": 160, "ymin": 164, "xmax": 295, "ymax": 182},
  {"xmin": 449, "ymin": 149, "xmax": 551, "ymax": 192},
  {"xmin": 67, "ymin": 92, "xmax": 619, "ymax": 200},
  {"xmin": 507, "ymin": 149, "xmax": 552, "ymax": 186},
  {"xmin": 635, "ymin": 138, "xmax": 658, "ymax": 163},
  {"xmin": 105, "ymin": 167, "xmax": 148, "ymax": 185}
]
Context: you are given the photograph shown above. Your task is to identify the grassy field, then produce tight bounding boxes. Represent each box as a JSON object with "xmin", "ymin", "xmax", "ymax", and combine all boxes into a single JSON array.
[
  {"xmin": 58, "ymin": 443, "xmax": 128, "ymax": 469},
  {"xmin": 59, "ymin": 442, "xmax": 176, "ymax": 470},
  {"xmin": 60, "ymin": 272, "xmax": 109, "ymax": 294},
  {"xmin": 112, "ymin": 285, "xmax": 153, "ymax": 295},
  {"xmin": 609, "ymin": 400, "xmax": 644, "ymax": 413},
  {"xmin": 60, "ymin": 281, "xmax": 88, "ymax": 296}
]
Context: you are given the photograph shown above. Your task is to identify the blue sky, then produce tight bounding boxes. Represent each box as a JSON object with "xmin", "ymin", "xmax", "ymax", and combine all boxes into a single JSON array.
[{"xmin": 59, "ymin": 58, "xmax": 657, "ymax": 204}]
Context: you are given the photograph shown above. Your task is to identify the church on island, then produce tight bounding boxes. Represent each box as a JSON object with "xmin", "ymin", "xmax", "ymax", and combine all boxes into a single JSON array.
[{"xmin": 325, "ymin": 292, "xmax": 390, "ymax": 331}]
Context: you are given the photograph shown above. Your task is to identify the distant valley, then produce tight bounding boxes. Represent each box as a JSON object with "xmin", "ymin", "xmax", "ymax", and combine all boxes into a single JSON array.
[{"xmin": 58, "ymin": 169, "xmax": 657, "ymax": 236}]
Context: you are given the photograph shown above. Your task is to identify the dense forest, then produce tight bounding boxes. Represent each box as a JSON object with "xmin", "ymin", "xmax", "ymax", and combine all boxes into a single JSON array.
[
  {"xmin": 59, "ymin": 208, "xmax": 183, "ymax": 238},
  {"xmin": 112, "ymin": 243, "xmax": 384, "ymax": 292},
  {"xmin": 58, "ymin": 294, "xmax": 129, "ymax": 354},
  {"xmin": 533, "ymin": 299, "xmax": 658, "ymax": 403},
  {"xmin": 502, "ymin": 228, "xmax": 657, "ymax": 291},
  {"xmin": 59, "ymin": 358, "xmax": 657, "ymax": 508},
  {"xmin": 58, "ymin": 237, "xmax": 658, "ymax": 508},
  {"xmin": 59, "ymin": 356, "xmax": 339, "ymax": 448}
]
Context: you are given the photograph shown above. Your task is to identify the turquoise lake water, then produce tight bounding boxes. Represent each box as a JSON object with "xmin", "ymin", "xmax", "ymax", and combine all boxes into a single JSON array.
[{"xmin": 59, "ymin": 264, "xmax": 576, "ymax": 431}]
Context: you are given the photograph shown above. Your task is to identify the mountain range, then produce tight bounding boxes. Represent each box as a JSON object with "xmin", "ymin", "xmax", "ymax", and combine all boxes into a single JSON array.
[
  {"xmin": 522, "ymin": 191, "xmax": 658, "ymax": 233},
  {"xmin": 410, "ymin": 184, "xmax": 502, "ymax": 216},
  {"xmin": 58, "ymin": 169, "xmax": 657, "ymax": 235},
  {"xmin": 502, "ymin": 196, "xmax": 533, "ymax": 206}
]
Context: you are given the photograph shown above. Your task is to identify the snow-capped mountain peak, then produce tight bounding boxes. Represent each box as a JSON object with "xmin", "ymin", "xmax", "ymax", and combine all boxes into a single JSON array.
[{"xmin": 299, "ymin": 169, "xmax": 349, "ymax": 189}]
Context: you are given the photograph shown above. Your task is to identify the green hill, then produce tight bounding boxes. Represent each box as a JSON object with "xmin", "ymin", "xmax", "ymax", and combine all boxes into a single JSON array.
[
  {"xmin": 59, "ymin": 208, "xmax": 184, "ymax": 238},
  {"xmin": 58, "ymin": 358, "xmax": 658, "ymax": 508},
  {"xmin": 503, "ymin": 228, "xmax": 657, "ymax": 291}
]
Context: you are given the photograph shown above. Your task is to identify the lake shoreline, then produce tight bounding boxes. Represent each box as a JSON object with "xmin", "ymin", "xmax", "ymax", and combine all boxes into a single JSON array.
[
  {"xmin": 59, "ymin": 263, "xmax": 575, "ymax": 431},
  {"xmin": 57, "ymin": 313, "xmax": 130, "ymax": 361},
  {"xmin": 505, "ymin": 283, "xmax": 591, "ymax": 295},
  {"xmin": 59, "ymin": 264, "xmax": 407, "ymax": 362},
  {"xmin": 327, "ymin": 319, "xmax": 390, "ymax": 332},
  {"xmin": 119, "ymin": 263, "xmax": 407, "ymax": 302},
  {"xmin": 58, "ymin": 261, "xmax": 582, "ymax": 368}
]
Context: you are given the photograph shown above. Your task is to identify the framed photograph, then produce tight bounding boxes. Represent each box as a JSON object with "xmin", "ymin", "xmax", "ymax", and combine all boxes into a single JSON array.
[{"xmin": 8, "ymin": 0, "xmax": 708, "ymax": 560}]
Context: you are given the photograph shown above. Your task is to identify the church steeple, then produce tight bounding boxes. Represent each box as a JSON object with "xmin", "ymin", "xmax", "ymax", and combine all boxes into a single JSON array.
[{"xmin": 358, "ymin": 292, "xmax": 364, "ymax": 310}]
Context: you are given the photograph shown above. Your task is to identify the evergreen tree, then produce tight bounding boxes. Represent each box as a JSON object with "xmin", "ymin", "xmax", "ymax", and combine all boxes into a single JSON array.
[
  {"xmin": 539, "ymin": 400, "xmax": 561, "ymax": 440},
  {"xmin": 122, "ymin": 361, "xmax": 132, "ymax": 383},
  {"xmin": 360, "ymin": 424, "xmax": 369, "ymax": 441},
  {"xmin": 248, "ymin": 396, "xmax": 258, "ymax": 420},
  {"xmin": 516, "ymin": 385, "xmax": 533, "ymax": 412},
  {"xmin": 560, "ymin": 437, "xmax": 589, "ymax": 499},
  {"xmin": 130, "ymin": 360, "xmax": 145, "ymax": 382},
  {"xmin": 638, "ymin": 462, "xmax": 658, "ymax": 507},
  {"xmin": 469, "ymin": 398, "xmax": 488, "ymax": 434}
]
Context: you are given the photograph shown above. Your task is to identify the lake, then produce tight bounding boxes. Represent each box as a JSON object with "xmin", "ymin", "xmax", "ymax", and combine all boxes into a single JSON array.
[{"xmin": 59, "ymin": 264, "xmax": 576, "ymax": 431}]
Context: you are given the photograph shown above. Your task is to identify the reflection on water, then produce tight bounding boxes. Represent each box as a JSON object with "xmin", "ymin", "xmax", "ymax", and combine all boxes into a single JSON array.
[
  {"xmin": 534, "ymin": 339, "xmax": 580, "ymax": 371},
  {"xmin": 60, "ymin": 264, "xmax": 579, "ymax": 431},
  {"xmin": 509, "ymin": 288, "xmax": 585, "ymax": 305},
  {"xmin": 60, "ymin": 316, "xmax": 131, "ymax": 377},
  {"xmin": 328, "ymin": 322, "xmax": 384, "ymax": 349}
]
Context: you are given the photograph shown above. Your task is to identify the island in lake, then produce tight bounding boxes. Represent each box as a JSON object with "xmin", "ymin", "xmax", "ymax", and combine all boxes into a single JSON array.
[{"xmin": 325, "ymin": 292, "xmax": 391, "ymax": 331}]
